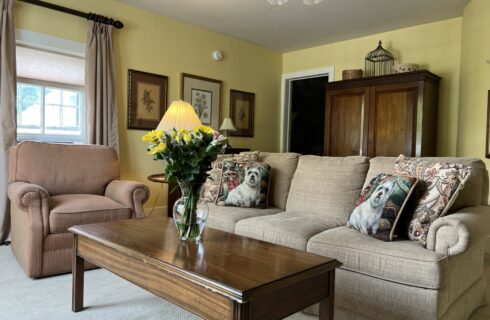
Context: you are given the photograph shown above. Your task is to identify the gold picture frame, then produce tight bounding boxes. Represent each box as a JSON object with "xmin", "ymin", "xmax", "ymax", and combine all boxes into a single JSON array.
[
  {"xmin": 127, "ymin": 69, "xmax": 168, "ymax": 130},
  {"xmin": 230, "ymin": 89, "xmax": 255, "ymax": 137},
  {"xmin": 181, "ymin": 73, "xmax": 222, "ymax": 130}
]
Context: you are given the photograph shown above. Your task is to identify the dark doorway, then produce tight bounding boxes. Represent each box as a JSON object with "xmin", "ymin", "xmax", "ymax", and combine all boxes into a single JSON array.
[{"xmin": 289, "ymin": 76, "xmax": 329, "ymax": 155}]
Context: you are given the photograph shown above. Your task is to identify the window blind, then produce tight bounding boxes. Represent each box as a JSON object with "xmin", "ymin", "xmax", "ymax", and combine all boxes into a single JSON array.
[{"xmin": 16, "ymin": 45, "xmax": 85, "ymax": 86}]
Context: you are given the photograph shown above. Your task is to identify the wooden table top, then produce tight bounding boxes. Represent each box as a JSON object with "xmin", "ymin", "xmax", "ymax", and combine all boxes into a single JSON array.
[{"xmin": 69, "ymin": 216, "xmax": 339, "ymax": 302}]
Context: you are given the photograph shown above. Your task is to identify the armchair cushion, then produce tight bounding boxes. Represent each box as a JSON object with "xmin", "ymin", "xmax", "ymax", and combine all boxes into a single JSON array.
[
  {"xmin": 48, "ymin": 194, "xmax": 131, "ymax": 234},
  {"xmin": 9, "ymin": 141, "xmax": 119, "ymax": 196}
]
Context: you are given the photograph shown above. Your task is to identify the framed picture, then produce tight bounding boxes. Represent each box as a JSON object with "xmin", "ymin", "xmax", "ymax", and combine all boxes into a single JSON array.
[
  {"xmin": 127, "ymin": 69, "xmax": 168, "ymax": 130},
  {"xmin": 181, "ymin": 73, "xmax": 222, "ymax": 129},
  {"xmin": 230, "ymin": 89, "xmax": 255, "ymax": 137},
  {"xmin": 486, "ymin": 91, "xmax": 490, "ymax": 158}
]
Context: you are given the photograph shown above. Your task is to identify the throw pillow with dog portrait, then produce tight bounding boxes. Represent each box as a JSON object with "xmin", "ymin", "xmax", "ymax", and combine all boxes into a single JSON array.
[
  {"xmin": 201, "ymin": 152, "xmax": 260, "ymax": 203},
  {"xmin": 347, "ymin": 173, "xmax": 418, "ymax": 241},
  {"xmin": 216, "ymin": 160, "xmax": 271, "ymax": 208}
]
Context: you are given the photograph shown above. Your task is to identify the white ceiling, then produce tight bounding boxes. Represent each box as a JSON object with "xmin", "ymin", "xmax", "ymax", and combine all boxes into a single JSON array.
[{"xmin": 118, "ymin": 0, "xmax": 469, "ymax": 52}]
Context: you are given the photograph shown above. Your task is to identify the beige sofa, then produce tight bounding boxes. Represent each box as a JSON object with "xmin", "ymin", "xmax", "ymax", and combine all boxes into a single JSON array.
[{"xmin": 206, "ymin": 152, "xmax": 490, "ymax": 320}]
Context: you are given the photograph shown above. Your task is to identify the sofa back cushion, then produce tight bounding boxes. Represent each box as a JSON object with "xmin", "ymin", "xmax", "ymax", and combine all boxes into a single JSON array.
[
  {"xmin": 286, "ymin": 156, "xmax": 369, "ymax": 220},
  {"xmin": 259, "ymin": 152, "xmax": 300, "ymax": 210},
  {"xmin": 9, "ymin": 141, "xmax": 119, "ymax": 196},
  {"xmin": 367, "ymin": 156, "xmax": 488, "ymax": 212}
]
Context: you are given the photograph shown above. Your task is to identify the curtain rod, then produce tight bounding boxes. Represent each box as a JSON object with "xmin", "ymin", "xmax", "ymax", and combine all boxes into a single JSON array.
[{"xmin": 17, "ymin": 0, "xmax": 124, "ymax": 29}]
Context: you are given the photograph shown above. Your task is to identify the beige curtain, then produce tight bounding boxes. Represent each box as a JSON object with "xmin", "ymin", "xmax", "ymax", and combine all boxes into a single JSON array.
[
  {"xmin": 0, "ymin": 0, "xmax": 16, "ymax": 244},
  {"xmin": 85, "ymin": 21, "xmax": 119, "ymax": 153}
]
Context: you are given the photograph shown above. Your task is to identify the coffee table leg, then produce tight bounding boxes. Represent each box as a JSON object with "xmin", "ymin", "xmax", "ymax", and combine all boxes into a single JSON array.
[
  {"xmin": 319, "ymin": 270, "xmax": 335, "ymax": 320},
  {"xmin": 72, "ymin": 235, "xmax": 84, "ymax": 312},
  {"xmin": 232, "ymin": 301, "xmax": 250, "ymax": 320}
]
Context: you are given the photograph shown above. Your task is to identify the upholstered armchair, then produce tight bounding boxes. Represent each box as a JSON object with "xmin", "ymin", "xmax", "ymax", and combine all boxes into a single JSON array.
[{"xmin": 7, "ymin": 141, "xmax": 150, "ymax": 277}]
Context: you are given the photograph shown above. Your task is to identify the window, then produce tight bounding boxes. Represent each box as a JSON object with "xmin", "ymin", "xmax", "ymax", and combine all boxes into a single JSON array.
[
  {"xmin": 17, "ymin": 80, "xmax": 84, "ymax": 142},
  {"xmin": 15, "ymin": 32, "xmax": 85, "ymax": 143}
]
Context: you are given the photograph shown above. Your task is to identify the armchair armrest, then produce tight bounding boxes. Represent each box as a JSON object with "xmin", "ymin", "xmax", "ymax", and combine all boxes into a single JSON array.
[
  {"xmin": 426, "ymin": 206, "xmax": 490, "ymax": 256},
  {"xmin": 105, "ymin": 180, "xmax": 149, "ymax": 218},
  {"xmin": 8, "ymin": 181, "xmax": 49, "ymax": 211},
  {"xmin": 7, "ymin": 181, "xmax": 50, "ymax": 237}
]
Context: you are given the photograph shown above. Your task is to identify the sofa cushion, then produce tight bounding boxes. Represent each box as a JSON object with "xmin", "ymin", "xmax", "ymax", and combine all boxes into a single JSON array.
[
  {"xmin": 49, "ymin": 194, "xmax": 132, "ymax": 234},
  {"xmin": 258, "ymin": 152, "xmax": 300, "ymax": 210},
  {"xmin": 9, "ymin": 141, "xmax": 119, "ymax": 196},
  {"xmin": 206, "ymin": 203, "xmax": 282, "ymax": 233},
  {"xmin": 286, "ymin": 156, "xmax": 369, "ymax": 221},
  {"xmin": 235, "ymin": 211, "xmax": 345, "ymax": 250},
  {"xmin": 366, "ymin": 156, "xmax": 488, "ymax": 213},
  {"xmin": 307, "ymin": 226, "xmax": 448, "ymax": 289}
]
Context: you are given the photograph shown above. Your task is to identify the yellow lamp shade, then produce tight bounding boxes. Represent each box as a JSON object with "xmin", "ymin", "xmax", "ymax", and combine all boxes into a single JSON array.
[{"xmin": 157, "ymin": 100, "xmax": 202, "ymax": 131}]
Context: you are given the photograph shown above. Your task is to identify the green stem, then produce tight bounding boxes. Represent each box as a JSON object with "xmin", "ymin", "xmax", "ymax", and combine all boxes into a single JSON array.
[{"xmin": 178, "ymin": 181, "xmax": 202, "ymax": 240}]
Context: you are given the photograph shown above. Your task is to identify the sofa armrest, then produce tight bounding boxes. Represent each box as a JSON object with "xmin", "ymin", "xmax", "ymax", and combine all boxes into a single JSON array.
[
  {"xmin": 426, "ymin": 206, "xmax": 490, "ymax": 256},
  {"xmin": 105, "ymin": 180, "xmax": 150, "ymax": 218},
  {"xmin": 7, "ymin": 181, "xmax": 50, "ymax": 237}
]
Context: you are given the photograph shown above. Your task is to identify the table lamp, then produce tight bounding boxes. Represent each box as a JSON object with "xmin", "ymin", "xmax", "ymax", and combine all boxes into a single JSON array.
[
  {"xmin": 219, "ymin": 117, "xmax": 237, "ymax": 148},
  {"xmin": 157, "ymin": 100, "xmax": 202, "ymax": 131}
]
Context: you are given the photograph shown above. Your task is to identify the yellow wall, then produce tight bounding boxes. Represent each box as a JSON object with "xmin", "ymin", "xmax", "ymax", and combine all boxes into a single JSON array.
[
  {"xmin": 283, "ymin": 18, "xmax": 463, "ymax": 156},
  {"xmin": 14, "ymin": 0, "xmax": 282, "ymax": 210},
  {"xmin": 15, "ymin": 0, "xmax": 487, "ymax": 212},
  {"xmin": 457, "ymin": 0, "xmax": 490, "ymax": 166}
]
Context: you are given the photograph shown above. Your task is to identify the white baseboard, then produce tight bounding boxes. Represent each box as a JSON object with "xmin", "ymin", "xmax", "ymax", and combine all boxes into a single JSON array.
[{"xmin": 144, "ymin": 206, "xmax": 168, "ymax": 217}]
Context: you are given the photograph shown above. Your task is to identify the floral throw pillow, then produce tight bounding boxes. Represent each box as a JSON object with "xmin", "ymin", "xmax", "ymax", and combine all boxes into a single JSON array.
[
  {"xmin": 201, "ymin": 151, "xmax": 259, "ymax": 202},
  {"xmin": 216, "ymin": 160, "xmax": 271, "ymax": 208},
  {"xmin": 347, "ymin": 174, "xmax": 418, "ymax": 241},
  {"xmin": 393, "ymin": 155, "xmax": 472, "ymax": 246}
]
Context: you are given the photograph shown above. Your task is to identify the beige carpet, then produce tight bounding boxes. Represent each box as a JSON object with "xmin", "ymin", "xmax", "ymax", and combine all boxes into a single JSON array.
[{"xmin": 0, "ymin": 245, "xmax": 488, "ymax": 320}]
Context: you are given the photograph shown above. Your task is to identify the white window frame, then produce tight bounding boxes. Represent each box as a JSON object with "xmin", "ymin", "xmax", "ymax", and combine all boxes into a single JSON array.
[
  {"xmin": 16, "ymin": 77, "xmax": 86, "ymax": 143},
  {"xmin": 15, "ymin": 29, "xmax": 86, "ymax": 144}
]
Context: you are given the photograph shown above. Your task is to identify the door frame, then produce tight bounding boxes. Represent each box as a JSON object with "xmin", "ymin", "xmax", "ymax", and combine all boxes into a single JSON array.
[{"xmin": 280, "ymin": 66, "xmax": 335, "ymax": 152}]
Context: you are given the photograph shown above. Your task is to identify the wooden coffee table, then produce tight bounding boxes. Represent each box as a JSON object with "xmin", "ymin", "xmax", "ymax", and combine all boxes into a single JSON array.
[{"xmin": 69, "ymin": 217, "xmax": 340, "ymax": 320}]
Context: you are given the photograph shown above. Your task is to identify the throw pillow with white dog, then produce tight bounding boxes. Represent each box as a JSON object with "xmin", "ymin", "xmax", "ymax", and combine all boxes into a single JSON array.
[
  {"xmin": 216, "ymin": 160, "xmax": 271, "ymax": 208},
  {"xmin": 347, "ymin": 173, "xmax": 418, "ymax": 241}
]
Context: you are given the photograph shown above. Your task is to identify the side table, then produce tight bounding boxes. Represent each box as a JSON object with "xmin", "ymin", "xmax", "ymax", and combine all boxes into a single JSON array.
[{"xmin": 146, "ymin": 174, "xmax": 179, "ymax": 218}]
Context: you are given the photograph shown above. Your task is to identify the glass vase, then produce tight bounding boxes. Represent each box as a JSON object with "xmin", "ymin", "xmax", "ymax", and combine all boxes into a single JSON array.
[{"xmin": 172, "ymin": 181, "xmax": 209, "ymax": 242}]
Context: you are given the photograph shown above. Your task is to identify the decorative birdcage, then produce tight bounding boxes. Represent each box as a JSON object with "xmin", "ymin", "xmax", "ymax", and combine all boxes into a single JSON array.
[{"xmin": 365, "ymin": 41, "xmax": 394, "ymax": 77}]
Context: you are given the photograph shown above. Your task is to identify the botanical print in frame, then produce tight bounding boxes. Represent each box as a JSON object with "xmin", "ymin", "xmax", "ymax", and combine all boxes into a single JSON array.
[
  {"xmin": 191, "ymin": 89, "xmax": 212, "ymax": 125},
  {"xmin": 127, "ymin": 69, "xmax": 168, "ymax": 130},
  {"xmin": 181, "ymin": 73, "xmax": 222, "ymax": 130},
  {"xmin": 230, "ymin": 89, "xmax": 255, "ymax": 137}
]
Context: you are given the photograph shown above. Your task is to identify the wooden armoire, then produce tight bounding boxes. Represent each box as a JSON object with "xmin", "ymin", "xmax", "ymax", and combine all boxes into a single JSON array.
[{"xmin": 323, "ymin": 70, "xmax": 441, "ymax": 157}]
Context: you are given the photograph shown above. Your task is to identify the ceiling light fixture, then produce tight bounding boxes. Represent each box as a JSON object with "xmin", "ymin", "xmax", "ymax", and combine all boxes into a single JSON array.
[{"xmin": 267, "ymin": 0, "xmax": 323, "ymax": 5}]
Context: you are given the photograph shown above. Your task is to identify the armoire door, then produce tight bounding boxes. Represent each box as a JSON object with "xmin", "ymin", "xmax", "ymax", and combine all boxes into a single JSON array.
[
  {"xmin": 367, "ymin": 83, "xmax": 420, "ymax": 157},
  {"xmin": 324, "ymin": 87, "xmax": 369, "ymax": 156}
]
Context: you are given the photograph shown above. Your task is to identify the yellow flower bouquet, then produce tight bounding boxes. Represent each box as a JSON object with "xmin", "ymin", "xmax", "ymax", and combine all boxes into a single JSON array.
[{"xmin": 143, "ymin": 126, "xmax": 228, "ymax": 241}]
